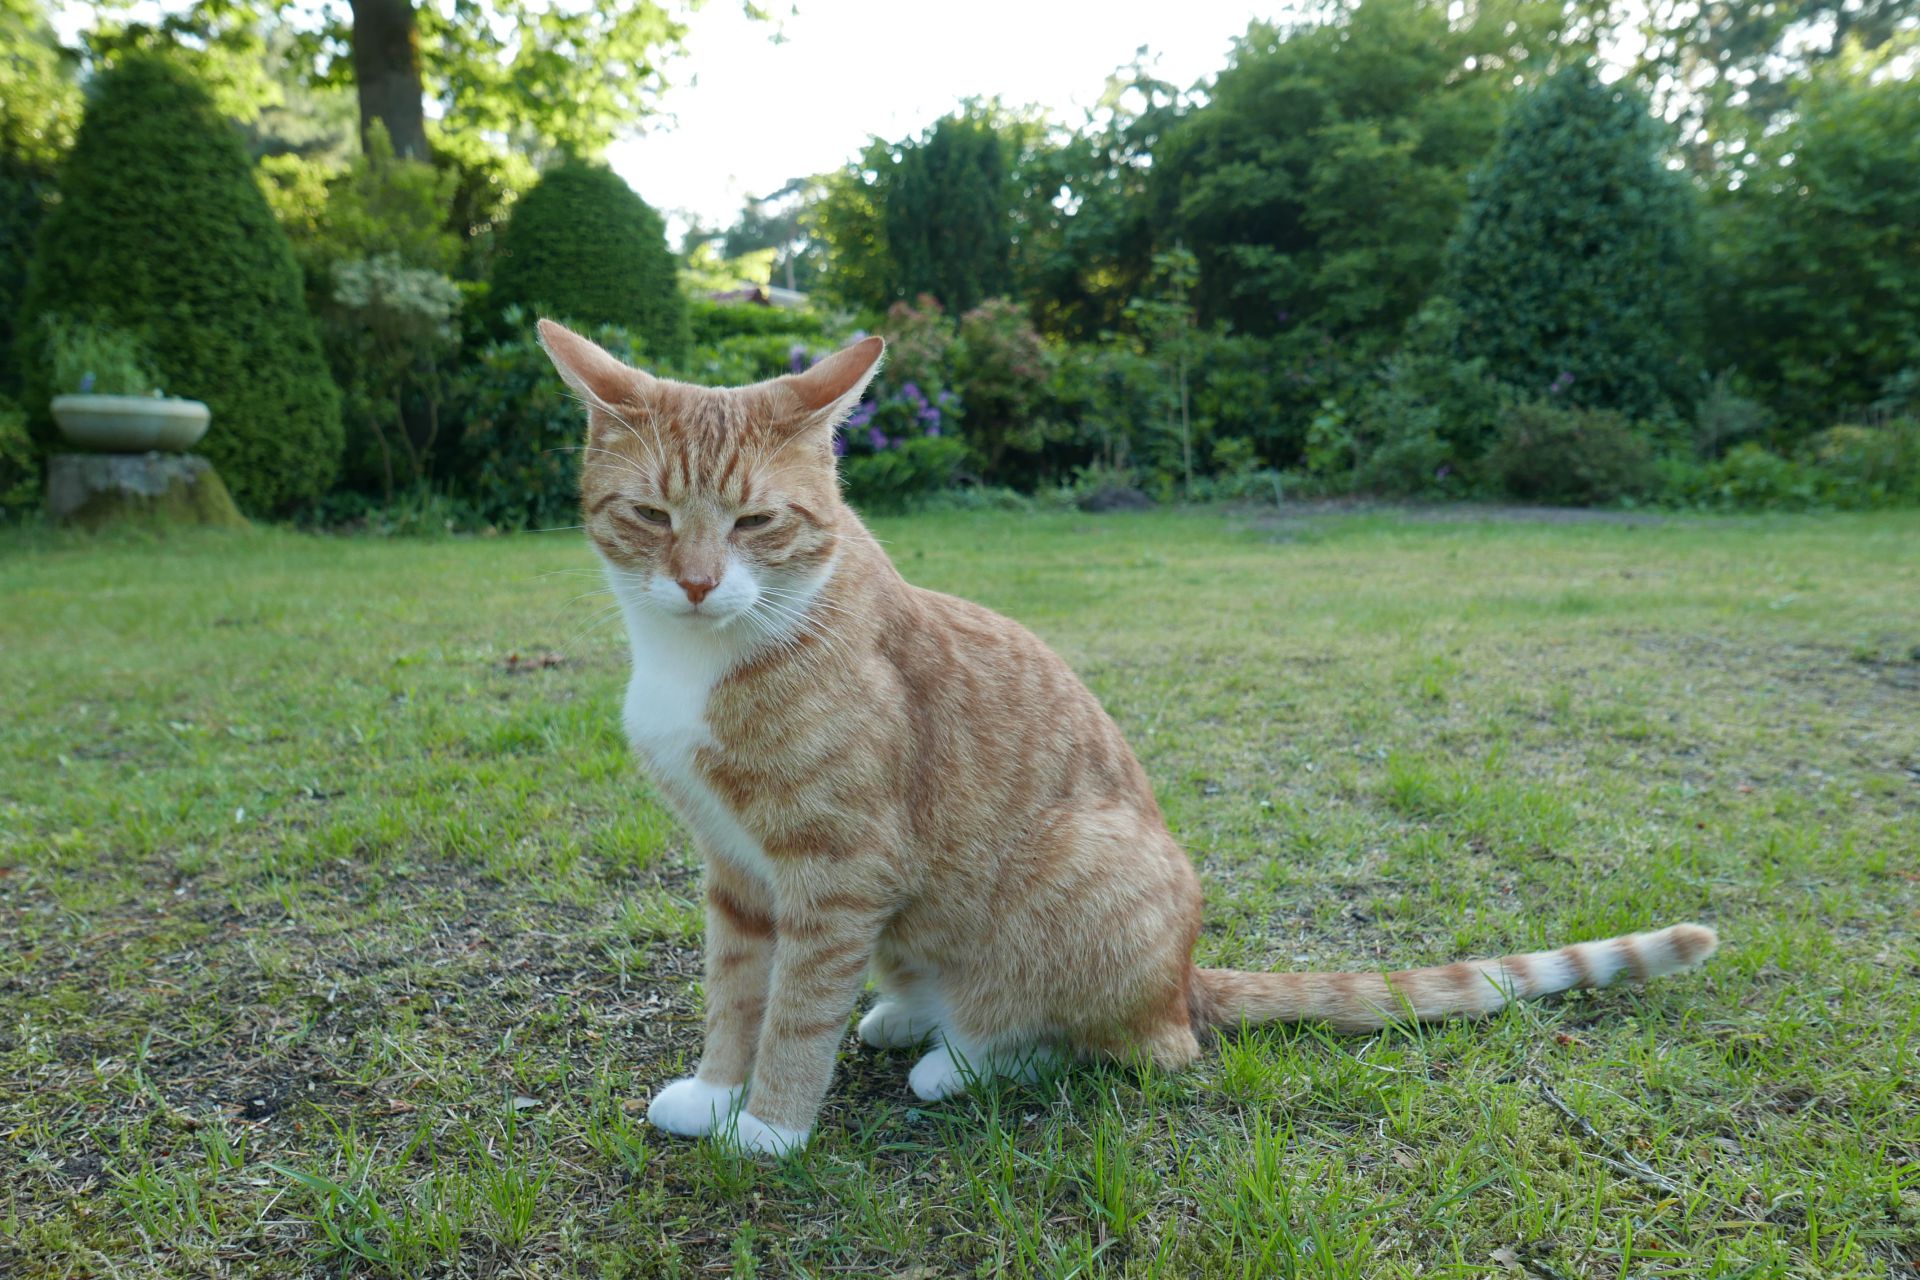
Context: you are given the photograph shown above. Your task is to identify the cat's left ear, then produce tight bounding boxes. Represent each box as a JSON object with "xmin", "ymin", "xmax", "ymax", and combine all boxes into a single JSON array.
[{"xmin": 783, "ymin": 335, "xmax": 885, "ymax": 433}]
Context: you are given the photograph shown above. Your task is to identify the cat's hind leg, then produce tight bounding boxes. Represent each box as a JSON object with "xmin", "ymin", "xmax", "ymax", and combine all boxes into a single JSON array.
[
  {"xmin": 857, "ymin": 957, "xmax": 942, "ymax": 1049},
  {"xmin": 858, "ymin": 999, "xmax": 940, "ymax": 1049}
]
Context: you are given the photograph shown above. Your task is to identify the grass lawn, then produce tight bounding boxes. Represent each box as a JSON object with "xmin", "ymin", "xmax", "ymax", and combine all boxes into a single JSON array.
[{"xmin": 2, "ymin": 506, "xmax": 1916, "ymax": 1278}]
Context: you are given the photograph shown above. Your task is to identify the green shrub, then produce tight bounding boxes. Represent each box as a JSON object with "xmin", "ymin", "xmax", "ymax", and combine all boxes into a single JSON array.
[
  {"xmin": 1486, "ymin": 399, "xmax": 1656, "ymax": 505},
  {"xmin": 0, "ymin": 395, "xmax": 38, "ymax": 520},
  {"xmin": 489, "ymin": 160, "xmax": 689, "ymax": 363},
  {"xmin": 1347, "ymin": 326, "xmax": 1513, "ymax": 496},
  {"xmin": 1805, "ymin": 421, "xmax": 1920, "ymax": 507},
  {"xmin": 449, "ymin": 312, "xmax": 648, "ymax": 531},
  {"xmin": 840, "ymin": 435, "xmax": 969, "ymax": 513},
  {"xmin": 42, "ymin": 318, "xmax": 156, "ymax": 396},
  {"xmin": 1441, "ymin": 64, "xmax": 1698, "ymax": 420},
  {"xmin": 1692, "ymin": 370, "xmax": 1774, "ymax": 458},
  {"xmin": 20, "ymin": 55, "xmax": 340, "ymax": 512},
  {"xmin": 325, "ymin": 254, "xmax": 464, "ymax": 498},
  {"xmin": 1669, "ymin": 443, "xmax": 1820, "ymax": 511},
  {"xmin": 1657, "ymin": 422, "xmax": 1920, "ymax": 512},
  {"xmin": 688, "ymin": 299, "xmax": 827, "ymax": 345},
  {"xmin": 1190, "ymin": 333, "xmax": 1313, "ymax": 474},
  {"xmin": 1048, "ymin": 342, "xmax": 1169, "ymax": 484}
]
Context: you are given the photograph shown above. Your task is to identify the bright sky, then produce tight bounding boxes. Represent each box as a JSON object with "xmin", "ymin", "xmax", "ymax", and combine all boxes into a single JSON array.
[{"xmin": 608, "ymin": 0, "xmax": 1298, "ymax": 237}]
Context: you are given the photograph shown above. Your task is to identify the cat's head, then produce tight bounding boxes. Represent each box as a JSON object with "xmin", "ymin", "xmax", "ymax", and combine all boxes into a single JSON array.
[{"xmin": 538, "ymin": 319, "xmax": 884, "ymax": 629}]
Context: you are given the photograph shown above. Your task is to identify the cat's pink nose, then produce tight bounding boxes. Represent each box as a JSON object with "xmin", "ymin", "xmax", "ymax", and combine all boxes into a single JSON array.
[{"xmin": 678, "ymin": 574, "xmax": 716, "ymax": 605}]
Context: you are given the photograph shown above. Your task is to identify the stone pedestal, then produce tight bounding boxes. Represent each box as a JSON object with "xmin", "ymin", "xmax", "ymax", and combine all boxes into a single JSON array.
[{"xmin": 46, "ymin": 452, "xmax": 248, "ymax": 529}]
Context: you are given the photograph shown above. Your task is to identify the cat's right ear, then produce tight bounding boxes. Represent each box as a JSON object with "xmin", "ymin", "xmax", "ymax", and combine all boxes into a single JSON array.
[{"xmin": 537, "ymin": 319, "xmax": 650, "ymax": 409}]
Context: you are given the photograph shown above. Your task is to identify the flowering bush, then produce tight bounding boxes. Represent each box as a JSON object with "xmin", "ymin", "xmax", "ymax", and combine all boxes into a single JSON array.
[
  {"xmin": 838, "ymin": 380, "xmax": 956, "ymax": 454},
  {"xmin": 949, "ymin": 298, "xmax": 1057, "ymax": 483},
  {"xmin": 796, "ymin": 339, "xmax": 968, "ymax": 510},
  {"xmin": 876, "ymin": 295, "xmax": 953, "ymax": 395}
]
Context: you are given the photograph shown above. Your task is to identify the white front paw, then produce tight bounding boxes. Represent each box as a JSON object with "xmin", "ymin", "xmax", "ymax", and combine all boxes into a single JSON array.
[
  {"xmin": 724, "ymin": 1110, "xmax": 811, "ymax": 1157},
  {"xmin": 645, "ymin": 1077, "xmax": 743, "ymax": 1137}
]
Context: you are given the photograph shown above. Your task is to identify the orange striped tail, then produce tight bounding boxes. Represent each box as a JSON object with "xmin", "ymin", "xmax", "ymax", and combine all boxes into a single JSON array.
[{"xmin": 1193, "ymin": 922, "xmax": 1718, "ymax": 1034}]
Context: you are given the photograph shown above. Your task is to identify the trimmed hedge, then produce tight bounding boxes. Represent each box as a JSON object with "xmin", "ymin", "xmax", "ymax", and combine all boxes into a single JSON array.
[
  {"xmin": 21, "ymin": 55, "xmax": 341, "ymax": 513},
  {"xmin": 489, "ymin": 161, "xmax": 689, "ymax": 364}
]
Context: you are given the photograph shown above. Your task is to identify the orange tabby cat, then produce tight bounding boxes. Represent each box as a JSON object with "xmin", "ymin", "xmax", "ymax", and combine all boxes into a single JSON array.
[{"xmin": 539, "ymin": 320, "xmax": 1719, "ymax": 1156}]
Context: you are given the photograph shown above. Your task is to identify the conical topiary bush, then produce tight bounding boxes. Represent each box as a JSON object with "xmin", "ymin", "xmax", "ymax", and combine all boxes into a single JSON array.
[
  {"xmin": 489, "ymin": 160, "xmax": 689, "ymax": 364},
  {"xmin": 1439, "ymin": 64, "xmax": 1699, "ymax": 421},
  {"xmin": 21, "ymin": 54, "xmax": 341, "ymax": 513}
]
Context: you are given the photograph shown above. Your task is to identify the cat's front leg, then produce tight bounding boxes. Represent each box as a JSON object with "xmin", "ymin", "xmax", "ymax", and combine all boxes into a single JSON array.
[
  {"xmin": 727, "ymin": 881, "xmax": 889, "ymax": 1156},
  {"xmin": 646, "ymin": 859, "xmax": 773, "ymax": 1137}
]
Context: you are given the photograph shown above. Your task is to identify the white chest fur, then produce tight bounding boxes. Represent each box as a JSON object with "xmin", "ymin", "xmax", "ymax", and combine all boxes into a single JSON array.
[{"xmin": 613, "ymin": 581, "xmax": 777, "ymax": 885}]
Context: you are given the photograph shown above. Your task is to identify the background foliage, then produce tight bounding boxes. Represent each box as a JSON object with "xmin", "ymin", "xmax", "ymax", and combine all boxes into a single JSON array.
[
  {"xmin": 19, "ymin": 54, "xmax": 341, "ymax": 513},
  {"xmin": 0, "ymin": 0, "xmax": 1915, "ymax": 523}
]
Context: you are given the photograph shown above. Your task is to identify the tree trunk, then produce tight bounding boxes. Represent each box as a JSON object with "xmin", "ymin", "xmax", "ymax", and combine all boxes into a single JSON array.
[{"xmin": 349, "ymin": 0, "xmax": 432, "ymax": 161}]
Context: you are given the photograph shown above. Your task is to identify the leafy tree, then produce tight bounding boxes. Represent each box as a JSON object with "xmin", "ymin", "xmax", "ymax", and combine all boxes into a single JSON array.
[
  {"xmin": 21, "ymin": 54, "xmax": 341, "ymax": 511},
  {"xmin": 0, "ymin": 0, "xmax": 79, "ymax": 394},
  {"xmin": 812, "ymin": 111, "xmax": 1016, "ymax": 316},
  {"xmin": 489, "ymin": 159, "xmax": 689, "ymax": 362},
  {"xmin": 85, "ymin": 0, "xmax": 702, "ymax": 162},
  {"xmin": 885, "ymin": 110, "xmax": 1013, "ymax": 315},
  {"xmin": 1151, "ymin": 0, "xmax": 1578, "ymax": 340},
  {"xmin": 807, "ymin": 137, "xmax": 897, "ymax": 314},
  {"xmin": 1626, "ymin": 0, "xmax": 1920, "ymax": 170},
  {"xmin": 1439, "ymin": 63, "xmax": 1699, "ymax": 421},
  {"xmin": 1122, "ymin": 248, "xmax": 1203, "ymax": 493},
  {"xmin": 722, "ymin": 177, "xmax": 827, "ymax": 293},
  {"xmin": 1704, "ymin": 38, "xmax": 1920, "ymax": 431},
  {"xmin": 1010, "ymin": 57, "xmax": 1182, "ymax": 340}
]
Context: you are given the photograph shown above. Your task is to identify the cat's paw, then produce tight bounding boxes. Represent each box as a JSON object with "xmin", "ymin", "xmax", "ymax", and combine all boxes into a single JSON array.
[
  {"xmin": 645, "ymin": 1077, "xmax": 743, "ymax": 1138},
  {"xmin": 722, "ymin": 1110, "xmax": 810, "ymax": 1157},
  {"xmin": 857, "ymin": 1000, "xmax": 936, "ymax": 1049},
  {"xmin": 907, "ymin": 1044, "xmax": 969, "ymax": 1101}
]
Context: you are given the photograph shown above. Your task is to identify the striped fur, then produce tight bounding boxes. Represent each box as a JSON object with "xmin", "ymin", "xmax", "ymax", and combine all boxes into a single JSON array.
[{"xmin": 538, "ymin": 321, "xmax": 1721, "ymax": 1156}]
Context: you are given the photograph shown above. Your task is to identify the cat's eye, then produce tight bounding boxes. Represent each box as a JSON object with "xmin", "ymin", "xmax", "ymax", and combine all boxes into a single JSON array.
[
  {"xmin": 633, "ymin": 504, "xmax": 670, "ymax": 525},
  {"xmin": 734, "ymin": 513, "xmax": 773, "ymax": 530}
]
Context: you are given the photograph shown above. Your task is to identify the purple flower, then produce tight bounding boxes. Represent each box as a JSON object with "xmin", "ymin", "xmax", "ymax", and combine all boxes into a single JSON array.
[
  {"xmin": 867, "ymin": 426, "xmax": 889, "ymax": 451},
  {"xmin": 847, "ymin": 402, "xmax": 876, "ymax": 429},
  {"xmin": 1549, "ymin": 371, "xmax": 1576, "ymax": 395},
  {"xmin": 937, "ymin": 390, "xmax": 954, "ymax": 406},
  {"xmin": 79, "ymin": 371, "xmax": 96, "ymax": 393},
  {"xmin": 918, "ymin": 406, "xmax": 941, "ymax": 426},
  {"xmin": 925, "ymin": 422, "xmax": 941, "ymax": 437},
  {"xmin": 831, "ymin": 431, "xmax": 848, "ymax": 457},
  {"xmin": 901, "ymin": 381, "xmax": 923, "ymax": 404},
  {"xmin": 789, "ymin": 344, "xmax": 810, "ymax": 375}
]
